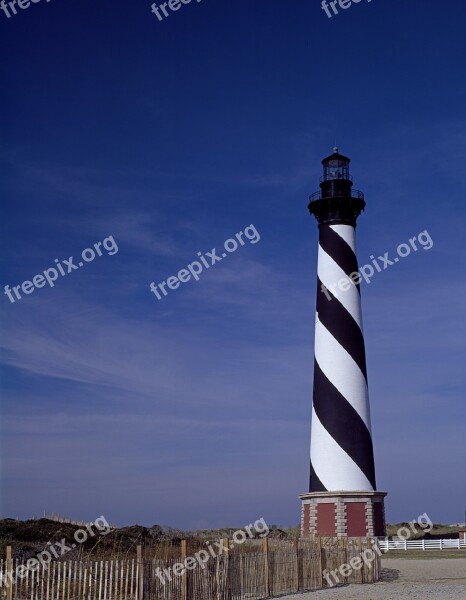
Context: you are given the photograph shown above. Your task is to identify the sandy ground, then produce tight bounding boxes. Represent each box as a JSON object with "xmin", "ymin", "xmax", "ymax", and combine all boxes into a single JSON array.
[{"xmin": 279, "ymin": 558, "xmax": 466, "ymax": 599}]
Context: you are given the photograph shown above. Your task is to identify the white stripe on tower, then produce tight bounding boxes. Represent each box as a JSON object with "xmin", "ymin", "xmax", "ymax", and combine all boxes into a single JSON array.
[
  {"xmin": 310, "ymin": 224, "xmax": 376, "ymax": 493},
  {"xmin": 316, "ymin": 246, "xmax": 362, "ymax": 327},
  {"xmin": 314, "ymin": 320, "xmax": 371, "ymax": 432},
  {"xmin": 310, "ymin": 408, "xmax": 374, "ymax": 491}
]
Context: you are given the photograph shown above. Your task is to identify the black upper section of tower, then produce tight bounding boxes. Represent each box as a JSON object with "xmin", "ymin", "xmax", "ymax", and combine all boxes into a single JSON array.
[{"xmin": 308, "ymin": 148, "xmax": 366, "ymax": 226}]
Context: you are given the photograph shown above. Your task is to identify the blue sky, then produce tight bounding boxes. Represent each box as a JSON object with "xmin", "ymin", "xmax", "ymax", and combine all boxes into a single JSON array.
[{"xmin": 0, "ymin": 0, "xmax": 465, "ymax": 529}]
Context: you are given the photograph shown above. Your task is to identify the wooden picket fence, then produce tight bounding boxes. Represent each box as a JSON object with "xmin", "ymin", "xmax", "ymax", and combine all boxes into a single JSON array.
[{"xmin": 1, "ymin": 537, "xmax": 381, "ymax": 600}]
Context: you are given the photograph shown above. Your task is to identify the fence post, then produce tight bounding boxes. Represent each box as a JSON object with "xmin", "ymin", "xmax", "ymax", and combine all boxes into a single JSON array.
[
  {"xmin": 6, "ymin": 546, "xmax": 13, "ymax": 600},
  {"xmin": 222, "ymin": 539, "xmax": 229, "ymax": 600},
  {"xmin": 222, "ymin": 538, "xmax": 229, "ymax": 555},
  {"xmin": 263, "ymin": 537, "xmax": 270, "ymax": 597},
  {"xmin": 136, "ymin": 545, "xmax": 143, "ymax": 600},
  {"xmin": 357, "ymin": 538, "xmax": 363, "ymax": 583},
  {"xmin": 181, "ymin": 540, "xmax": 187, "ymax": 600},
  {"xmin": 377, "ymin": 538, "xmax": 382, "ymax": 580},
  {"xmin": 317, "ymin": 536, "xmax": 325, "ymax": 588},
  {"xmin": 372, "ymin": 538, "xmax": 378, "ymax": 581},
  {"xmin": 340, "ymin": 538, "xmax": 348, "ymax": 583},
  {"xmin": 366, "ymin": 537, "xmax": 373, "ymax": 582},
  {"xmin": 294, "ymin": 540, "xmax": 299, "ymax": 592}
]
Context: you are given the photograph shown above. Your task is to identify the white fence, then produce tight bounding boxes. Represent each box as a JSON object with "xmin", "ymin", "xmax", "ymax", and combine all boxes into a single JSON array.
[{"xmin": 379, "ymin": 538, "xmax": 466, "ymax": 551}]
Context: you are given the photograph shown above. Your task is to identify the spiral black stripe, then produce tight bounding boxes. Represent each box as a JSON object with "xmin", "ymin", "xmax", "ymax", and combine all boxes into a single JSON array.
[
  {"xmin": 316, "ymin": 277, "xmax": 368, "ymax": 381},
  {"xmin": 309, "ymin": 461, "xmax": 326, "ymax": 492},
  {"xmin": 310, "ymin": 222, "xmax": 376, "ymax": 493},
  {"xmin": 319, "ymin": 225, "xmax": 360, "ymax": 293},
  {"xmin": 313, "ymin": 359, "xmax": 377, "ymax": 490}
]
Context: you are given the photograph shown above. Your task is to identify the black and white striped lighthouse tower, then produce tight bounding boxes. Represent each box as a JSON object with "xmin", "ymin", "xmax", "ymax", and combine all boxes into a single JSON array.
[{"xmin": 300, "ymin": 148, "xmax": 387, "ymax": 538}]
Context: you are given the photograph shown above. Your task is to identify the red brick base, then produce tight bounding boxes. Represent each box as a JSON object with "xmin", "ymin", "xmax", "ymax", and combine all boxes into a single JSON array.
[
  {"xmin": 300, "ymin": 491, "xmax": 387, "ymax": 538},
  {"xmin": 317, "ymin": 503, "xmax": 336, "ymax": 536},
  {"xmin": 346, "ymin": 502, "xmax": 366, "ymax": 537}
]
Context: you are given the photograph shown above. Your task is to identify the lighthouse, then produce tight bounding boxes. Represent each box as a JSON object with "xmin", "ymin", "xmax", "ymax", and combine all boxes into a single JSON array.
[{"xmin": 300, "ymin": 148, "xmax": 387, "ymax": 538}]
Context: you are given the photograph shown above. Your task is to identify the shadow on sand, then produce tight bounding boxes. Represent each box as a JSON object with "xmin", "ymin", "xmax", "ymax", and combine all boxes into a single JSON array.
[{"xmin": 379, "ymin": 567, "xmax": 400, "ymax": 582}]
